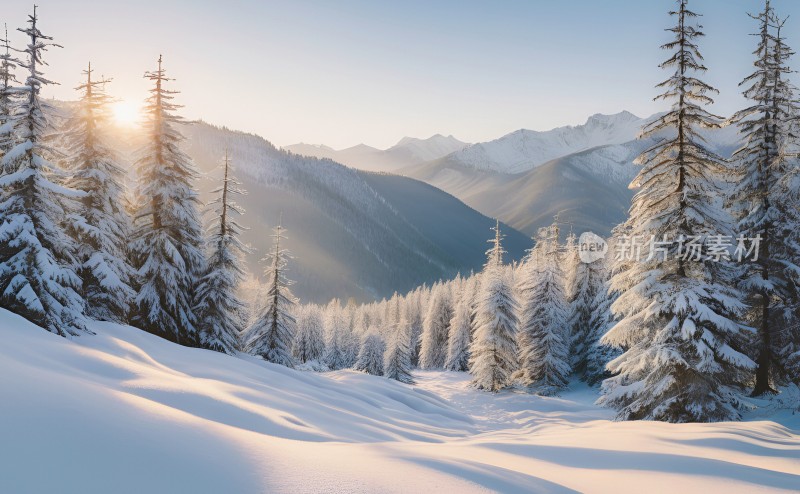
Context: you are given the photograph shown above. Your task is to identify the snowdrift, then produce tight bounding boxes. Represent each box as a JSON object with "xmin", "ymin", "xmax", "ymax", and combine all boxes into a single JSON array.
[{"xmin": 1, "ymin": 310, "xmax": 799, "ymax": 493}]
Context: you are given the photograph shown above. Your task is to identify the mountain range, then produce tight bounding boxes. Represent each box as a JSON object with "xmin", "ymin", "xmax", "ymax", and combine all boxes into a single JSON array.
[
  {"xmin": 179, "ymin": 123, "xmax": 528, "ymax": 303},
  {"xmin": 102, "ymin": 109, "xmax": 747, "ymax": 303},
  {"xmin": 284, "ymin": 134, "xmax": 469, "ymax": 173}
]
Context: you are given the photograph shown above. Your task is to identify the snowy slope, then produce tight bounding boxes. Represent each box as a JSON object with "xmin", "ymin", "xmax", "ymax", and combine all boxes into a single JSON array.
[
  {"xmin": 284, "ymin": 134, "xmax": 469, "ymax": 173},
  {"xmin": 3, "ymin": 311, "xmax": 799, "ymax": 494}
]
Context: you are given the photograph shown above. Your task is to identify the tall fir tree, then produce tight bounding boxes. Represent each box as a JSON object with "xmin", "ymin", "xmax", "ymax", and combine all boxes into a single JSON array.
[
  {"xmin": 583, "ymin": 255, "xmax": 621, "ymax": 386},
  {"xmin": 419, "ymin": 282, "xmax": 452, "ymax": 369},
  {"xmin": 63, "ymin": 63, "xmax": 134, "ymax": 324},
  {"xmin": 516, "ymin": 223, "xmax": 571, "ymax": 395},
  {"xmin": 194, "ymin": 150, "xmax": 248, "ymax": 354},
  {"xmin": 355, "ymin": 329, "xmax": 386, "ymax": 376},
  {"xmin": 730, "ymin": 1, "xmax": 800, "ymax": 395},
  {"xmin": 445, "ymin": 294, "xmax": 471, "ymax": 372},
  {"xmin": 0, "ymin": 24, "xmax": 19, "ymax": 161},
  {"xmin": 564, "ymin": 232, "xmax": 604, "ymax": 377},
  {"xmin": 0, "ymin": 7, "xmax": 87, "ymax": 336},
  {"xmin": 244, "ymin": 223, "xmax": 297, "ymax": 367},
  {"xmin": 469, "ymin": 221, "xmax": 519, "ymax": 392},
  {"xmin": 600, "ymin": 0, "xmax": 754, "ymax": 422},
  {"xmin": 323, "ymin": 299, "xmax": 349, "ymax": 370},
  {"xmin": 293, "ymin": 304, "xmax": 325, "ymax": 363},
  {"xmin": 130, "ymin": 55, "xmax": 205, "ymax": 345},
  {"xmin": 384, "ymin": 306, "xmax": 415, "ymax": 384}
]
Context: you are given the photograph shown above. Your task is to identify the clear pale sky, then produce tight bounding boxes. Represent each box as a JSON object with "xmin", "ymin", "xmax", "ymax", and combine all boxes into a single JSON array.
[{"xmin": 3, "ymin": 0, "xmax": 800, "ymax": 149}]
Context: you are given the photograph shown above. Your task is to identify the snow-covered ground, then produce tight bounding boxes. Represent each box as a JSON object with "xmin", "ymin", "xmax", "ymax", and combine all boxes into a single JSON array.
[{"xmin": 2, "ymin": 309, "xmax": 798, "ymax": 493}]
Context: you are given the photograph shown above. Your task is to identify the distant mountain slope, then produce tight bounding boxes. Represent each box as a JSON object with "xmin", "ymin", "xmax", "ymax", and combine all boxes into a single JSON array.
[
  {"xmin": 181, "ymin": 123, "xmax": 527, "ymax": 303},
  {"xmin": 284, "ymin": 134, "xmax": 468, "ymax": 173},
  {"xmin": 442, "ymin": 111, "xmax": 646, "ymax": 174},
  {"xmin": 405, "ymin": 118, "xmax": 744, "ymax": 237}
]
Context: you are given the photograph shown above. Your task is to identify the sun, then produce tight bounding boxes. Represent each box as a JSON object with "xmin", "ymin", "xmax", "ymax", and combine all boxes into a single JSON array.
[{"xmin": 110, "ymin": 100, "xmax": 141, "ymax": 127}]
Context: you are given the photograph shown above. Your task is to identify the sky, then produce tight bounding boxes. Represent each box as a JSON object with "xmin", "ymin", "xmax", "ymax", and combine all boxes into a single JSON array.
[{"xmin": 3, "ymin": 0, "xmax": 800, "ymax": 149}]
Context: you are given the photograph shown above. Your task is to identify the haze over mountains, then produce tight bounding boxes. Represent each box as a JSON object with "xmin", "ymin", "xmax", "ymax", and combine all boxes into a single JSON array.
[
  {"xmin": 103, "ymin": 109, "xmax": 745, "ymax": 303},
  {"xmin": 180, "ymin": 124, "xmax": 528, "ymax": 304},
  {"xmin": 284, "ymin": 134, "xmax": 469, "ymax": 173},
  {"xmin": 288, "ymin": 111, "xmax": 744, "ymax": 238}
]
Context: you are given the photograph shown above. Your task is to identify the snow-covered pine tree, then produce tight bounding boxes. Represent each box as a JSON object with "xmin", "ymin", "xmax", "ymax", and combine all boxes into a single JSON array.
[
  {"xmin": 244, "ymin": 223, "xmax": 297, "ymax": 367},
  {"xmin": 63, "ymin": 63, "xmax": 134, "ymax": 324},
  {"xmin": 600, "ymin": 0, "xmax": 754, "ymax": 422},
  {"xmin": 0, "ymin": 8, "xmax": 88, "ymax": 337},
  {"xmin": 730, "ymin": 1, "xmax": 800, "ymax": 395},
  {"xmin": 355, "ymin": 328, "xmax": 386, "ymax": 376},
  {"xmin": 293, "ymin": 304, "xmax": 325, "ymax": 363},
  {"xmin": 323, "ymin": 299, "xmax": 350, "ymax": 370},
  {"xmin": 194, "ymin": 150, "xmax": 248, "ymax": 354},
  {"xmin": 129, "ymin": 55, "xmax": 205, "ymax": 345},
  {"xmin": 445, "ymin": 294, "xmax": 471, "ymax": 372},
  {"xmin": 384, "ymin": 306, "xmax": 415, "ymax": 384},
  {"xmin": 583, "ymin": 255, "xmax": 621, "ymax": 386},
  {"xmin": 407, "ymin": 286, "xmax": 424, "ymax": 366},
  {"xmin": 469, "ymin": 220, "xmax": 519, "ymax": 392},
  {"xmin": 419, "ymin": 282, "xmax": 452, "ymax": 369},
  {"xmin": 0, "ymin": 24, "xmax": 20, "ymax": 161},
  {"xmin": 564, "ymin": 232, "xmax": 604, "ymax": 377},
  {"xmin": 516, "ymin": 223, "xmax": 571, "ymax": 395}
]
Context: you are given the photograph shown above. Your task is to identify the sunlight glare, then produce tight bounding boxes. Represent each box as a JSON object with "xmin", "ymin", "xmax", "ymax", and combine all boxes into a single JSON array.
[{"xmin": 111, "ymin": 100, "xmax": 141, "ymax": 127}]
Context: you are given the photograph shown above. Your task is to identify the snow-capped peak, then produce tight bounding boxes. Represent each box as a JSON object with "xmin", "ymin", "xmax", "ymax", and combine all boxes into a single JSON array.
[
  {"xmin": 449, "ymin": 111, "xmax": 647, "ymax": 174},
  {"xmin": 389, "ymin": 134, "xmax": 469, "ymax": 162}
]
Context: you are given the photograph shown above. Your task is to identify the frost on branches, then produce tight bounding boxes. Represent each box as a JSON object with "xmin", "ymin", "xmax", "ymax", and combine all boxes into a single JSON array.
[
  {"xmin": 293, "ymin": 304, "xmax": 325, "ymax": 364},
  {"xmin": 63, "ymin": 64, "xmax": 134, "ymax": 324},
  {"xmin": 244, "ymin": 223, "xmax": 297, "ymax": 368},
  {"xmin": 0, "ymin": 8, "xmax": 87, "ymax": 337},
  {"xmin": 729, "ymin": 1, "xmax": 800, "ymax": 395},
  {"xmin": 419, "ymin": 282, "xmax": 452, "ymax": 369},
  {"xmin": 600, "ymin": 0, "xmax": 755, "ymax": 422},
  {"xmin": 194, "ymin": 151, "xmax": 248, "ymax": 355},
  {"xmin": 516, "ymin": 223, "xmax": 571, "ymax": 395},
  {"xmin": 355, "ymin": 330, "xmax": 386, "ymax": 376},
  {"xmin": 129, "ymin": 56, "xmax": 205, "ymax": 346},
  {"xmin": 469, "ymin": 221, "xmax": 518, "ymax": 392},
  {"xmin": 445, "ymin": 294, "xmax": 471, "ymax": 372},
  {"xmin": 384, "ymin": 307, "xmax": 415, "ymax": 384}
]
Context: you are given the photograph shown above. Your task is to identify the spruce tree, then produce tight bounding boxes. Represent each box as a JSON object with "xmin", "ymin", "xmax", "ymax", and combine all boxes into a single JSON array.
[
  {"xmin": 244, "ymin": 223, "xmax": 297, "ymax": 367},
  {"xmin": 194, "ymin": 150, "xmax": 247, "ymax": 354},
  {"xmin": 323, "ymin": 299, "xmax": 349, "ymax": 370},
  {"xmin": 730, "ymin": 1, "xmax": 800, "ymax": 395},
  {"xmin": 384, "ymin": 307, "xmax": 415, "ymax": 384},
  {"xmin": 130, "ymin": 55, "xmax": 205, "ymax": 345},
  {"xmin": 0, "ymin": 7, "xmax": 87, "ymax": 336},
  {"xmin": 63, "ymin": 63, "xmax": 134, "ymax": 324},
  {"xmin": 445, "ymin": 295, "xmax": 471, "ymax": 371},
  {"xmin": 419, "ymin": 282, "xmax": 452, "ymax": 369},
  {"xmin": 293, "ymin": 304, "xmax": 326, "ymax": 363},
  {"xmin": 584, "ymin": 258, "xmax": 621, "ymax": 386},
  {"xmin": 565, "ymin": 233, "xmax": 604, "ymax": 376},
  {"xmin": 600, "ymin": 0, "xmax": 754, "ymax": 422},
  {"xmin": 0, "ymin": 24, "xmax": 19, "ymax": 161},
  {"xmin": 355, "ymin": 330, "xmax": 386, "ymax": 376},
  {"xmin": 469, "ymin": 221, "xmax": 518, "ymax": 392},
  {"xmin": 516, "ymin": 223, "xmax": 571, "ymax": 395}
]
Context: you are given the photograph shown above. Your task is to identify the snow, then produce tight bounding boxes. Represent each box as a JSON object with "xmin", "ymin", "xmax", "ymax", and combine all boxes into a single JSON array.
[
  {"xmin": 451, "ymin": 111, "xmax": 646, "ymax": 174},
  {"xmin": 1, "ymin": 309, "xmax": 799, "ymax": 493}
]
